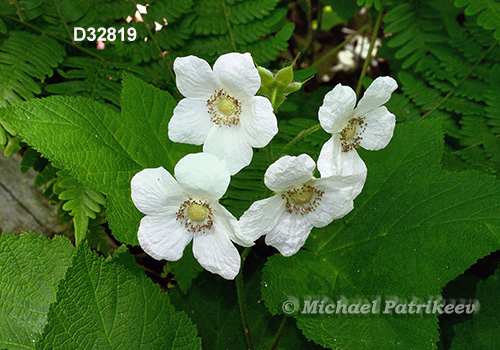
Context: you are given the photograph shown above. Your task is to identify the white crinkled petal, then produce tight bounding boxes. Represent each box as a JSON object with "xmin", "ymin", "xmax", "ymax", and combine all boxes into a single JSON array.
[
  {"xmin": 264, "ymin": 154, "xmax": 316, "ymax": 192},
  {"xmin": 173, "ymin": 56, "xmax": 222, "ymax": 100},
  {"xmin": 359, "ymin": 106, "xmax": 396, "ymax": 151},
  {"xmin": 306, "ymin": 175, "xmax": 365, "ymax": 228},
  {"xmin": 265, "ymin": 213, "xmax": 312, "ymax": 257},
  {"xmin": 212, "ymin": 202, "xmax": 254, "ymax": 247},
  {"xmin": 138, "ymin": 214, "xmax": 193, "ymax": 261},
  {"xmin": 355, "ymin": 76, "xmax": 397, "ymax": 116},
  {"xmin": 239, "ymin": 195, "xmax": 287, "ymax": 242},
  {"xmin": 203, "ymin": 125, "xmax": 253, "ymax": 175},
  {"xmin": 318, "ymin": 84, "xmax": 356, "ymax": 133},
  {"xmin": 174, "ymin": 152, "xmax": 230, "ymax": 202},
  {"xmin": 213, "ymin": 52, "xmax": 261, "ymax": 101},
  {"xmin": 241, "ymin": 96, "xmax": 278, "ymax": 148},
  {"xmin": 131, "ymin": 167, "xmax": 185, "ymax": 215},
  {"xmin": 192, "ymin": 224, "xmax": 241, "ymax": 280},
  {"xmin": 168, "ymin": 98, "xmax": 213, "ymax": 145},
  {"xmin": 317, "ymin": 137, "xmax": 367, "ymax": 177}
]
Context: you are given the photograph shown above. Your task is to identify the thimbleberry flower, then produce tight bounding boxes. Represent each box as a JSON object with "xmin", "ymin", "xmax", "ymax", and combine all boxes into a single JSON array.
[
  {"xmin": 168, "ymin": 52, "xmax": 278, "ymax": 175},
  {"xmin": 317, "ymin": 76, "xmax": 398, "ymax": 177},
  {"xmin": 131, "ymin": 153, "xmax": 253, "ymax": 280},
  {"xmin": 239, "ymin": 154, "xmax": 365, "ymax": 257}
]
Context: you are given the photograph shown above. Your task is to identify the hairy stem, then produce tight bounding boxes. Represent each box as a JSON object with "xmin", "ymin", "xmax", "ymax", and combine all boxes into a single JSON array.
[
  {"xmin": 236, "ymin": 247, "xmax": 254, "ymax": 350},
  {"xmin": 311, "ymin": 22, "xmax": 371, "ymax": 68},
  {"xmin": 355, "ymin": 10, "xmax": 383, "ymax": 98},
  {"xmin": 276, "ymin": 123, "xmax": 322, "ymax": 161},
  {"xmin": 270, "ymin": 316, "xmax": 287, "ymax": 350}
]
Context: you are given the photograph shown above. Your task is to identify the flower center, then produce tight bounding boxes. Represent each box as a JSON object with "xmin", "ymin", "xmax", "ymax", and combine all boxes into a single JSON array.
[
  {"xmin": 289, "ymin": 188, "xmax": 314, "ymax": 206},
  {"xmin": 176, "ymin": 199, "xmax": 213, "ymax": 233},
  {"xmin": 217, "ymin": 97, "xmax": 236, "ymax": 116},
  {"xmin": 340, "ymin": 117, "xmax": 366, "ymax": 152},
  {"xmin": 282, "ymin": 183, "xmax": 324, "ymax": 215},
  {"xmin": 207, "ymin": 89, "xmax": 241, "ymax": 127},
  {"xmin": 187, "ymin": 203, "xmax": 209, "ymax": 222}
]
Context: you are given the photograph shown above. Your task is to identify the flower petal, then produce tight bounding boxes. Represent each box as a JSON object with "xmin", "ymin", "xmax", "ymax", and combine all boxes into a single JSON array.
[
  {"xmin": 306, "ymin": 174, "xmax": 365, "ymax": 228},
  {"xmin": 265, "ymin": 213, "xmax": 312, "ymax": 257},
  {"xmin": 265, "ymin": 154, "xmax": 316, "ymax": 192},
  {"xmin": 131, "ymin": 167, "xmax": 185, "ymax": 215},
  {"xmin": 359, "ymin": 106, "xmax": 396, "ymax": 150},
  {"xmin": 212, "ymin": 202, "xmax": 254, "ymax": 247},
  {"xmin": 318, "ymin": 84, "xmax": 356, "ymax": 133},
  {"xmin": 239, "ymin": 195, "xmax": 287, "ymax": 242},
  {"xmin": 355, "ymin": 76, "xmax": 397, "ymax": 116},
  {"xmin": 173, "ymin": 56, "xmax": 222, "ymax": 100},
  {"xmin": 213, "ymin": 52, "xmax": 260, "ymax": 101},
  {"xmin": 241, "ymin": 96, "xmax": 278, "ymax": 148},
  {"xmin": 203, "ymin": 125, "xmax": 253, "ymax": 175},
  {"xmin": 168, "ymin": 98, "xmax": 213, "ymax": 145},
  {"xmin": 192, "ymin": 226, "xmax": 241, "ymax": 280},
  {"xmin": 317, "ymin": 137, "xmax": 367, "ymax": 177},
  {"xmin": 138, "ymin": 214, "xmax": 193, "ymax": 261},
  {"xmin": 174, "ymin": 152, "xmax": 230, "ymax": 201}
]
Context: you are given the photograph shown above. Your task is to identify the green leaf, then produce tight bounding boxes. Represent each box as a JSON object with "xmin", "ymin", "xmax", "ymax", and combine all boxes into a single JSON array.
[
  {"xmin": 170, "ymin": 253, "xmax": 321, "ymax": 349},
  {"xmin": 164, "ymin": 243, "xmax": 203, "ymax": 294},
  {"xmin": 450, "ymin": 250, "xmax": 500, "ymax": 349},
  {"xmin": 0, "ymin": 75, "xmax": 197, "ymax": 245},
  {"xmin": 261, "ymin": 119, "xmax": 500, "ymax": 349},
  {"xmin": 37, "ymin": 245, "xmax": 201, "ymax": 349},
  {"xmin": 0, "ymin": 233, "xmax": 74, "ymax": 349}
]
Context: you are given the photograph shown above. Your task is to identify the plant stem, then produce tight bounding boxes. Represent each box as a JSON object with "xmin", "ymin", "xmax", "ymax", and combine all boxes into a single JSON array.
[
  {"xmin": 311, "ymin": 22, "xmax": 371, "ymax": 68},
  {"xmin": 221, "ymin": 0, "xmax": 237, "ymax": 51},
  {"xmin": 299, "ymin": 0, "xmax": 323, "ymax": 66},
  {"xmin": 270, "ymin": 316, "xmax": 287, "ymax": 350},
  {"xmin": 419, "ymin": 42, "xmax": 497, "ymax": 120},
  {"xmin": 236, "ymin": 247, "xmax": 254, "ymax": 350},
  {"xmin": 355, "ymin": 10, "xmax": 383, "ymax": 98},
  {"xmin": 275, "ymin": 123, "xmax": 321, "ymax": 161}
]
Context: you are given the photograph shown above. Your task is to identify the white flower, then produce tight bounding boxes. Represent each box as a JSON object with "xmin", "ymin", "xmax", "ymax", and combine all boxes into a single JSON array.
[
  {"xmin": 239, "ymin": 154, "xmax": 365, "ymax": 257},
  {"xmin": 317, "ymin": 76, "xmax": 398, "ymax": 177},
  {"xmin": 168, "ymin": 52, "xmax": 278, "ymax": 175},
  {"xmin": 131, "ymin": 153, "xmax": 253, "ymax": 280}
]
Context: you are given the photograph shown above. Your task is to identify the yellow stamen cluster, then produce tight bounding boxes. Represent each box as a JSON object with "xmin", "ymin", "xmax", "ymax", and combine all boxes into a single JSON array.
[
  {"xmin": 282, "ymin": 184, "xmax": 324, "ymax": 215},
  {"xmin": 207, "ymin": 89, "xmax": 241, "ymax": 127},
  {"xmin": 340, "ymin": 117, "xmax": 366, "ymax": 152},
  {"xmin": 176, "ymin": 199, "xmax": 213, "ymax": 233}
]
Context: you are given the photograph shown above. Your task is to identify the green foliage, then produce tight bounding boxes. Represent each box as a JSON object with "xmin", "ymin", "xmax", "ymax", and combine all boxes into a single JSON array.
[
  {"xmin": 0, "ymin": 233, "xmax": 201, "ymax": 349},
  {"xmin": 0, "ymin": 31, "xmax": 65, "ymax": 106},
  {"xmin": 384, "ymin": 0, "xmax": 500, "ymax": 175},
  {"xmin": 52, "ymin": 168, "xmax": 106, "ymax": 245},
  {"xmin": 0, "ymin": 233, "xmax": 74, "ymax": 349},
  {"xmin": 164, "ymin": 243, "xmax": 204, "ymax": 294},
  {"xmin": 262, "ymin": 119, "xmax": 500, "ymax": 349},
  {"xmin": 0, "ymin": 75, "xmax": 197, "ymax": 245},
  {"xmin": 38, "ymin": 245, "xmax": 201, "ymax": 349},
  {"xmin": 171, "ymin": 255, "xmax": 320, "ymax": 350},
  {"xmin": 450, "ymin": 261, "xmax": 500, "ymax": 349},
  {"xmin": 455, "ymin": 0, "xmax": 500, "ymax": 40}
]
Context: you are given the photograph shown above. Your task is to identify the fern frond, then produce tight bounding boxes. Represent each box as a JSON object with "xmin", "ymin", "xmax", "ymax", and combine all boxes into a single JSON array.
[
  {"xmin": 44, "ymin": 57, "xmax": 145, "ymax": 107},
  {"xmin": 0, "ymin": 31, "xmax": 65, "ymax": 106},
  {"xmin": 455, "ymin": 0, "xmax": 500, "ymax": 40},
  {"xmin": 384, "ymin": 1, "xmax": 448, "ymax": 69},
  {"xmin": 52, "ymin": 169, "xmax": 106, "ymax": 245}
]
